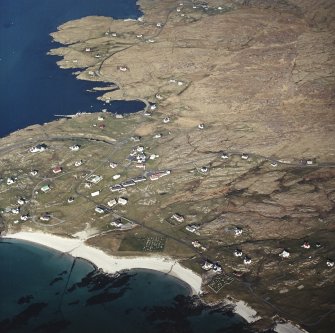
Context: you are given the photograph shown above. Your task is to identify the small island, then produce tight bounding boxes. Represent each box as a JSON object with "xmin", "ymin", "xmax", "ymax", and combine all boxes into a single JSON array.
[{"xmin": 1, "ymin": 0, "xmax": 334, "ymax": 332}]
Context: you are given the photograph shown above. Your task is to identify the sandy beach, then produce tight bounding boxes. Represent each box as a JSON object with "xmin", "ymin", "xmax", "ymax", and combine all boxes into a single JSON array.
[
  {"xmin": 5, "ymin": 231, "xmax": 202, "ymax": 294},
  {"xmin": 3, "ymin": 232, "xmax": 310, "ymax": 332}
]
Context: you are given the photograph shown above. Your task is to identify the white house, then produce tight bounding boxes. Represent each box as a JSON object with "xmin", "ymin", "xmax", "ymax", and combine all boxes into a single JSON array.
[
  {"xmin": 202, "ymin": 261, "xmax": 213, "ymax": 271},
  {"xmin": 7, "ymin": 177, "xmax": 15, "ymax": 185},
  {"xmin": 153, "ymin": 133, "xmax": 162, "ymax": 139},
  {"xmin": 110, "ymin": 162, "xmax": 118, "ymax": 169},
  {"xmin": 30, "ymin": 170, "xmax": 38, "ymax": 176},
  {"xmin": 213, "ymin": 264, "xmax": 222, "ymax": 273},
  {"xmin": 20, "ymin": 214, "xmax": 29, "ymax": 221},
  {"xmin": 244, "ymin": 256, "xmax": 252, "ymax": 265},
  {"xmin": 110, "ymin": 221, "xmax": 123, "ymax": 228},
  {"xmin": 17, "ymin": 198, "xmax": 26, "ymax": 205},
  {"xmin": 271, "ymin": 161, "xmax": 278, "ymax": 167},
  {"xmin": 186, "ymin": 225, "xmax": 199, "ymax": 233},
  {"xmin": 279, "ymin": 249, "xmax": 290, "ymax": 258},
  {"xmin": 200, "ymin": 166, "xmax": 208, "ymax": 173},
  {"xmin": 150, "ymin": 154, "xmax": 159, "ymax": 160},
  {"xmin": 163, "ymin": 117, "xmax": 170, "ymax": 124},
  {"xmin": 11, "ymin": 208, "xmax": 20, "ymax": 214},
  {"xmin": 241, "ymin": 153, "xmax": 249, "ymax": 160},
  {"xmin": 192, "ymin": 240, "xmax": 201, "ymax": 248},
  {"xmin": 112, "ymin": 174, "xmax": 121, "ymax": 180},
  {"xmin": 198, "ymin": 123, "xmax": 204, "ymax": 129},
  {"xmin": 68, "ymin": 197, "xmax": 74, "ymax": 203},
  {"xmin": 69, "ymin": 145, "xmax": 80, "ymax": 151},
  {"xmin": 326, "ymin": 259, "xmax": 334, "ymax": 268},
  {"xmin": 234, "ymin": 227, "xmax": 243, "ymax": 236},
  {"xmin": 75, "ymin": 160, "xmax": 83, "ymax": 167},
  {"xmin": 95, "ymin": 206, "xmax": 105, "ymax": 214},
  {"xmin": 40, "ymin": 214, "xmax": 51, "ymax": 221},
  {"xmin": 118, "ymin": 197, "xmax": 128, "ymax": 205},
  {"xmin": 108, "ymin": 199, "xmax": 117, "ymax": 207},
  {"xmin": 172, "ymin": 213, "xmax": 184, "ymax": 223},
  {"xmin": 87, "ymin": 175, "xmax": 103, "ymax": 184},
  {"xmin": 150, "ymin": 104, "xmax": 157, "ymax": 110},
  {"xmin": 234, "ymin": 249, "xmax": 243, "ymax": 257},
  {"xmin": 30, "ymin": 144, "xmax": 46, "ymax": 153},
  {"xmin": 221, "ymin": 153, "xmax": 229, "ymax": 159},
  {"xmin": 91, "ymin": 191, "xmax": 100, "ymax": 197}
]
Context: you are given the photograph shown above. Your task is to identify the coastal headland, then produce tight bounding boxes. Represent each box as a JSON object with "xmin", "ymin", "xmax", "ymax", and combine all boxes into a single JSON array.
[{"xmin": 1, "ymin": 0, "xmax": 334, "ymax": 332}]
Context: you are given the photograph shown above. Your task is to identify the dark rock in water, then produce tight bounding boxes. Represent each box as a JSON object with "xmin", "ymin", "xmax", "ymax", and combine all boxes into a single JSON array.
[
  {"xmin": 17, "ymin": 295, "xmax": 34, "ymax": 305},
  {"xmin": 67, "ymin": 270, "xmax": 131, "ymax": 293},
  {"xmin": 34, "ymin": 319, "xmax": 71, "ymax": 333},
  {"xmin": 4, "ymin": 302, "xmax": 47, "ymax": 330},
  {"xmin": 58, "ymin": 270, "xmax": 67, "ymax": 276},
  {"xmin": 86, "ymin": 287, "xmax": 128, "ymax": 306},
  {"xmin": 49, "ymin": 276, "xmax": 63, "ymax": 286}
]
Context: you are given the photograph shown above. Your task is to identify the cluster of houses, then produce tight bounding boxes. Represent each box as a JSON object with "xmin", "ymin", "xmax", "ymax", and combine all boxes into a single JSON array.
[
  {"xmin": 191, "ymin": 240, "xmax": 207, "ymax": 252},
  {"xmin": 202, "ymin": 260, "xmax": 222, "ymax": 273},
  {"xmin": 110, "ymin": 176, "xmax": 146, "ymax": 192},
  {"xmin": 233, "ymin": 248, "xmax": 252, "ymax": 265}
]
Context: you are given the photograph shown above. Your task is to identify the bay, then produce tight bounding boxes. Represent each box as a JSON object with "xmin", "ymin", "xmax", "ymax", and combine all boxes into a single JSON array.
[
  {"xmin": 0, "ymin": 0, "xmax": 145, "ymax": 138},
  {"xmin": 0, "ymin": 239, "xmax": 252, "ymax": 333}
]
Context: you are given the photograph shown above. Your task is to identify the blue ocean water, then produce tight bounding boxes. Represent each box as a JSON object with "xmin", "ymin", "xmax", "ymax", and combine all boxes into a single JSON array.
[
  {"xmin": 0, "ymin": 239, "xmax": 251, "ymax": 333},
  {"xmin": 0, "ymin": 0, "xmax": 145, "ymax": 138}
]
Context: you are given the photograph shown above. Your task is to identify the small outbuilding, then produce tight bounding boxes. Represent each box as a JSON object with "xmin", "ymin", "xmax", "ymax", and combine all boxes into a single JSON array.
[
  {"xmin": 279, "ymin": 249, "xmax": 290, "ymax": 258},
  {"xmin": 118, "ymin": 197, "xmax": 128, "ymax": 205}
]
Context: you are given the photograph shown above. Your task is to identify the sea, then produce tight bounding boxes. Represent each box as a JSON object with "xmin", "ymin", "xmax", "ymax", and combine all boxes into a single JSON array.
[
  {"xmin": 0, "ymin": 0, "xmax": 145, "ymax": 138},
  {"xmin": 0, "ymin": 1, "xmax": 252, "ymax": 332},
  {"xmin": 0, "ymin": 239, "xmax": 251, "ymax": 333}
]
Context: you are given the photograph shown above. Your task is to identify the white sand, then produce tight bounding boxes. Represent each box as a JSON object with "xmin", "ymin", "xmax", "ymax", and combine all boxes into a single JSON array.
[
  {"xmin": 275, "ymin": 322, "xmax": 309, "ymax": 333},
  {"xmin": 5, "ymin": 232, "xmax": 202, "ymax": 295},
  {"xmin": 4, "ymin": 231, "xmax": 272, "ymax": 325}
]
